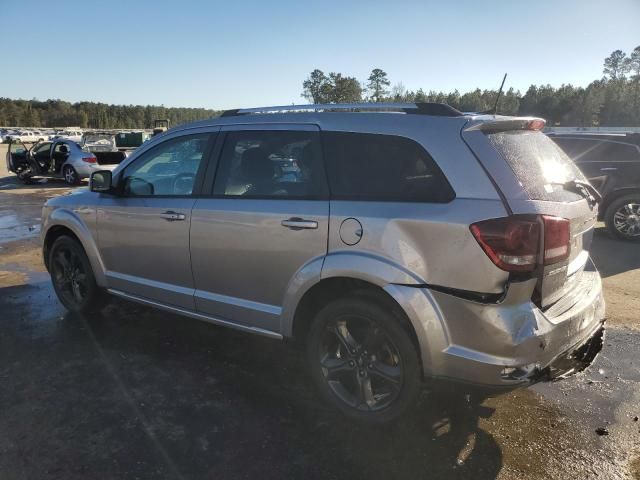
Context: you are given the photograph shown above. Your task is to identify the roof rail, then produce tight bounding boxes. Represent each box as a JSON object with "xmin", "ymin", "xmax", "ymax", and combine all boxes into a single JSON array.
[{"xmin": 220, "ymin": 102, "xmax": 463, "ymax": 117}]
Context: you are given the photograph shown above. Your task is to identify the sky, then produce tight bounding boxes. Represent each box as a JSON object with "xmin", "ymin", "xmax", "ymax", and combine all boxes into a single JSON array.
[{"xmin": 1, "ymin": 0, "xmax": 639, "ymax": 110}]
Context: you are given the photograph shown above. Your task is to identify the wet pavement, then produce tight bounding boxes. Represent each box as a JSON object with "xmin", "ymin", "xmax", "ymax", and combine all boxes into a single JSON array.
[{"xmin": 0, "ymin": 166, "xmax": 639, "ymax": 479}]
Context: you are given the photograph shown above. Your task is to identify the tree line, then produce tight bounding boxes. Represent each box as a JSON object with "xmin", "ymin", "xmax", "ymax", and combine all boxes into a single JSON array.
[
  {"xmin": 2, "ymin": 47, "xmax": 638, "ymax": 128},
  {"xmin": 302, "ymin": 47, "xmax": 640, "ymax": 126},
  {"xmin": 0, "ymin": 99, "xmax": 222, "ymax": 129}
]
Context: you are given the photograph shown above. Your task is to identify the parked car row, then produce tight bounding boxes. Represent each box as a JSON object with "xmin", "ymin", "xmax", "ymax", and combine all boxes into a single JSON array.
[{"xmin": 1, "ymin": 128, "xmax": 83, "ymax": 143}]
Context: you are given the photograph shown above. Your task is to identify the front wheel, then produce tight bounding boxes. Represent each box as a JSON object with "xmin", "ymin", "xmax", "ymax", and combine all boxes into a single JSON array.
[
  {"xmin": 604, "ymin": 194, "xmax": 640, "ymax": 241},
  {"xmin": 63, "ymin": 165, "xmax": 80, "ymax": 185},
  {"xmin": 306, "ymin": 297, "xmax": 421, "ymax": 424},
  {"xmin": 17, "ymin": 171, "xmax": 34, "ymax": 184},
  {"xmin": 49, "ymin": 236, "xmax": 108, "ymax": 313}
]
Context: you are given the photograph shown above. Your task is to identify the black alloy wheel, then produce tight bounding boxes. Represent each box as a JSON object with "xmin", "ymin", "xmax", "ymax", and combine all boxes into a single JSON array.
[
  {"xmin": 49, "ymin": 236, "xmax": 107, "ymax": 313},
  {"xmin": 307, "ymin": 298, "xmax": 421, "ymax": 424}
]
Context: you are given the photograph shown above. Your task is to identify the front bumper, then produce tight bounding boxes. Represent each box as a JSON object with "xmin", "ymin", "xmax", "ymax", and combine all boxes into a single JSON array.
[{"xmin": 385, "ymin": 267, "xmax": 605, "ymax": 390}]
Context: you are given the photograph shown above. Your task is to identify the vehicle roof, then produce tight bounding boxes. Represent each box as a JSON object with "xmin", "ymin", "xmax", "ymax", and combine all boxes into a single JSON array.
[{"xmin": 169, "ymin": 112, "xmax": 539, "ymax": 138}]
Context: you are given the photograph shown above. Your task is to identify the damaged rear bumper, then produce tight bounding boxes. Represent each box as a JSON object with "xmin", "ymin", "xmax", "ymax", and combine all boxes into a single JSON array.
[
  {"xmin": 386, "ymin": 266, "xmax": 606, "ymax": 390},
  {"xmin": 532, "ymin": 324, "xmax": 605, "ymax": 382}
]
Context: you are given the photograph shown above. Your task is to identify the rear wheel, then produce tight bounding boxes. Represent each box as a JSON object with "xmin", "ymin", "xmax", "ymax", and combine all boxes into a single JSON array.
[
  {"xmin": 604, "ymin": 194, "xmax": 640, "ymax": 241},
  {"xmin": 63, "ymin": 165, "xmax": 79, "ymax": 185},
  {"xmin": 306, "ymin": 297, "xmax": 421, "ymax": 424},
  {"xmin": 49, "ymin": 236, "xmax": 108, "ymax": 313}
]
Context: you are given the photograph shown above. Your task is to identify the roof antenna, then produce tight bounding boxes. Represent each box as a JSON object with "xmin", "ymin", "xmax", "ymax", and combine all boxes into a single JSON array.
[
  {"xmin": 480, "ymin": 73, "xmax": 507, "ymax": 115},
  {"xmin": 487, "ymin": 73, "xmax": 507, "ymax": 115}
]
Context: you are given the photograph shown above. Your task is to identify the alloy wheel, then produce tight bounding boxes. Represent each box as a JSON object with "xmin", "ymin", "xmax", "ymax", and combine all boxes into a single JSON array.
[
  {"xmin": 64, "ymin": 166, "xmax": 76, "ymax": 185},
  {"xmin": 319, "ymin": 315, "xmax": 403, "ymax": 411},
  {"xmin": 51, "ymin": 246, "xmax": 88, "ymax": 307},
  {"xmin": 613, "ymin": 203, "xmax": 640, "ymax": 237}
]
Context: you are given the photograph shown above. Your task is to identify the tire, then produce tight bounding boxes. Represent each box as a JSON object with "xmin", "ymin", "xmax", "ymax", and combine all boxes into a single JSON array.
[
  {"xmin": 63, "ymin": 165, "xmax": 80, "ymax": 185},
  {"xmin": 604, "ymin": 194, "xmax": 640, "ymax": 241},
  {"xmin": 49, "ymin": 236, "xmax": 108, "ymax": 314},
  {"xmin": 17, "ymin": 172, "xmax": 33, "ymax": 184},
  {"xmin": 306, "ymin": 297, "xmax": 421, "ymax": 424}
]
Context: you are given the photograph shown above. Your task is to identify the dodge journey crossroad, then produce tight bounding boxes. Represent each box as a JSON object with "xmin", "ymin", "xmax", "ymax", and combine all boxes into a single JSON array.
[{"xmin": 41, "ymin": 102, "xmax": 605, "ymax": 423}]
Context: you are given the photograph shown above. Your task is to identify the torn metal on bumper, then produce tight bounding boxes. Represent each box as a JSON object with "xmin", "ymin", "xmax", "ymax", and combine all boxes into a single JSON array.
[{"xmin": 532, "ymin": 325, "xmax": 605, "ymax": 382}]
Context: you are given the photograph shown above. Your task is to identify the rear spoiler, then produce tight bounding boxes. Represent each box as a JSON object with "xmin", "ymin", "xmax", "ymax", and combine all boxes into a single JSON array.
[{"xmin": 464, "ymin": 117, "xmax": 546, "ymax": 133}]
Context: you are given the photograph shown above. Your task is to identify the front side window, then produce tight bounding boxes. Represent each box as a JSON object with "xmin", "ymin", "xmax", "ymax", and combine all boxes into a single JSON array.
[
  {"xmin": 213, "ymin": 130, "xmax": 327, "ymax": 198},
  {"xmin": 122, "ymin": 134, "xmax": 210, "ymax": 196},
  {"xmin": 323, "ymin": 131, "xmax": 455, "ymax": 202}
]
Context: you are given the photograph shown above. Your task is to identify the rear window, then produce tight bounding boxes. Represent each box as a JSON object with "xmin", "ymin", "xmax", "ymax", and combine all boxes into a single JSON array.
[
  {"xmin": 323, "ymin": 132, "xmax": 455, "ymax": 202},
  {"xmin": 487, "ymin": 130, "xmax": 586, "ymax": 202}
]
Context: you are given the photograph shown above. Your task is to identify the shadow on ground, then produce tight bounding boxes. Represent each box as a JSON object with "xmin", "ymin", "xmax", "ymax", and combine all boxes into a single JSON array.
[
  {"xmin": 0, "ymin": 280, "xmax": 502, "ymax": 479},
  {"xmin": 0, "ymin": 174, "xmax": 83, "ymax": 190},
  {"xmin": 590, "ymin": 227, "xmax": 640, "ymax": 278}
]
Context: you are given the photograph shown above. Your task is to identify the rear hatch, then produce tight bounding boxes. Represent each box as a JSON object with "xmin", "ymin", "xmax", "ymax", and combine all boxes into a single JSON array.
[{"xmin": 462, "ymin": 118, "xmax": 599, "ymax": 310}]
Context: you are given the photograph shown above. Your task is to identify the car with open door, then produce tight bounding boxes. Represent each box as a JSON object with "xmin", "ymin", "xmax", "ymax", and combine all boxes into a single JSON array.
[{"xmin": 6, "ymin": 138, "xmax": 118, "ymax": 185}]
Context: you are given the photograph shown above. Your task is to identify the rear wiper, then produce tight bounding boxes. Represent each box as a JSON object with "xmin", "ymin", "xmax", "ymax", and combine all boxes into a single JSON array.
[
  {"xmin": 565, "ymin": 180, "xmax": 602, "ymax": 203},
  {"xmin": 547, "ymin": 180, "xmax": 601, "ymax": 207}
]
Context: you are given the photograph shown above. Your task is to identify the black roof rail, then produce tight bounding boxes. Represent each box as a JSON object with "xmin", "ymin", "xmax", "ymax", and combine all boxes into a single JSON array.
[{"xmin": 407, "ymin": 103, "xmax": 463, "ymax": 117}]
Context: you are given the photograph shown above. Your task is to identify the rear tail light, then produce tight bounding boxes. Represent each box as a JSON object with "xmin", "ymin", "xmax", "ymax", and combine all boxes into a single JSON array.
[
  {"xmin": 470, "ymin": 215, "xmax": 570, "ymax": 272},
  {"xmin": 470, "ymin": 216, "xmax": 540, "ymax": 272},
  {"xmin": 82, "ymin": 156, "xmax": 97, "ymax": 163},
  {"xmin": 541, "ymin": 215, "xmax": 570, "ymax": 265}
]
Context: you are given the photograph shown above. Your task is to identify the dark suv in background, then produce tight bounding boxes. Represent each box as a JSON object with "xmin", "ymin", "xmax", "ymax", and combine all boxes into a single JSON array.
[{"xmin": 549, "ymin": 132, "xmax": 640, "ymax": 241}]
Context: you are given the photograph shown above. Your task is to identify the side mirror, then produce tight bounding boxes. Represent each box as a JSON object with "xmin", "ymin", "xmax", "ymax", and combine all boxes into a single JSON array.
[{"xmin": 90, "ymin": 170, "xmax": 113, "ymax": 193}]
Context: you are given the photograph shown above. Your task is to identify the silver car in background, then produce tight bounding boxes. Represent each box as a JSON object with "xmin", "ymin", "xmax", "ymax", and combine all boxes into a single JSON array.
[
  {"xmin": 6, "ymin": 138, "xmax": 120, "ymax": 184},
  {"xmin": 40, "ymin": 103, "xmax": 605, "ymax": 424}
]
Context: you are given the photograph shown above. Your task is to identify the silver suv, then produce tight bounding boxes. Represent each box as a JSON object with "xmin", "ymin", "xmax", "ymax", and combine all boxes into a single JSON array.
[{"xmin": 41, "ymin": 103, "xmax": 605, "ymax": 423}]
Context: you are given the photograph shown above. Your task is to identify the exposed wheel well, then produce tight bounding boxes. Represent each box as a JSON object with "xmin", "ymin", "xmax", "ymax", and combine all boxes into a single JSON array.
[
  {"xmin": 292, "ymin": 277, "xmax": 423, "ymax": 371},
  {"xmin": 43, "ymin": 226, "xmax": 81, "ymax": 271}
]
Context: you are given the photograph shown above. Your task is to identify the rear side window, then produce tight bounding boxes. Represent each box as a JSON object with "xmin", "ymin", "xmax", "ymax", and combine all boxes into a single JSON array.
[
  {"xmin": 213, "ymin": 130, "xmax": 327, "ymax": 199},
  {"xmin": 322, "ymin": 132, "xmax": 455, "ymax": 202},
  {"xmin": 487, "ymin": 130, "xmax": 586, "ymax": 202}
]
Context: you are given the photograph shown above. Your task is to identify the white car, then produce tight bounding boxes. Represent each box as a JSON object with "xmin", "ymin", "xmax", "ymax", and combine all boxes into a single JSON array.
[
  {"xmin": 52, "ymin": 130, "xmax": 83, "ymax": 142},
  {"xmin": 6, "ymin": 131, "xmax": 45, "ymax": 143}
]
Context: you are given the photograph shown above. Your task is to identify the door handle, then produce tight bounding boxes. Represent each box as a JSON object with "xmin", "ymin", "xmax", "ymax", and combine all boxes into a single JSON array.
[
  {"xmin": 160, "ymin": 210, "xmax": 186, "ymax": 221},
  {"xmin": 281, "ymin": 217, "xmax": 318, "ymax": 230}
]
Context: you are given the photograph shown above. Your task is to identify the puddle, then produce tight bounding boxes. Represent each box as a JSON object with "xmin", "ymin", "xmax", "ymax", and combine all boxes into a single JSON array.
[
  {"xmin": 0, "ymin": 208, "xmax": 41, "ymax": 243},
  {"xmin": 533, "ymin": 327, "xmax": 640, "ymax": 477}
]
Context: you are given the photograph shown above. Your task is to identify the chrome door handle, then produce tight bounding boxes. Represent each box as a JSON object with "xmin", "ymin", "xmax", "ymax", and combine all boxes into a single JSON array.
[
  {"xmin": 160, "ymin": 210, "xmax": 186, "ymax": 221},
  {"xmin": 281, "ymin": 217, "xmax": 318, "ymax": 230}
]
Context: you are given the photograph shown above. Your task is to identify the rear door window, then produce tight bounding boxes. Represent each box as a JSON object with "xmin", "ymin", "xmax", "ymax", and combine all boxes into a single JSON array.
[
  {"xmin": 213, "ymin": 130, "xmax": 327, "ymax": 199},
  {"xmin": 486, "ymin": 130, "xmax": 586, "ymax": 202},
  {"xmin": 322, "ymin": 132, "xmax": 454, "ymax": 202}
]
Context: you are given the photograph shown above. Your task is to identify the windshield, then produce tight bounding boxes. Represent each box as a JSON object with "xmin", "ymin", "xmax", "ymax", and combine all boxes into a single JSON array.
[{"xmin": 487, "ymin": 130, "xmax": 587, "ymax": 202}]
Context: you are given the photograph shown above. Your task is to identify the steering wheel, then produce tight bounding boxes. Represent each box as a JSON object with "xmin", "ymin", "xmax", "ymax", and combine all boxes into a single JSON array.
[{"xmin": 172, "ymin": 172, "xmax": 196, "ymax": 195}]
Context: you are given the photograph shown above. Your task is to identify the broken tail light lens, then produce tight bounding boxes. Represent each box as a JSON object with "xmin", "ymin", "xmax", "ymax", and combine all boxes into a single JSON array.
[{"xmin": 470, "ymin": 215, "xmax": 570, "ymax": 272}]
